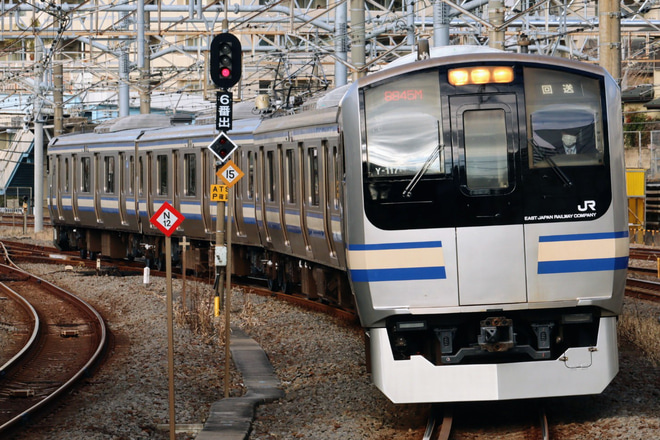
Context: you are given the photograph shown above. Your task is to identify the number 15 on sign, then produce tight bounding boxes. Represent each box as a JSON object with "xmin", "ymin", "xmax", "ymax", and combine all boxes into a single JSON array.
[{"xmin": 216, "ymin": 159, "xmax": 244, "ymax": 188}]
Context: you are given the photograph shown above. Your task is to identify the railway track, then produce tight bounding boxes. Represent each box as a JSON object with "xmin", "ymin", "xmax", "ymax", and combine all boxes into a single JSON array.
[
  {"xmin": 0, "ymin": 254, "xmax": 106, "ymax": 434},
  {"xmin": 424, "ymin": 401, "xmax": 550, "ymax": 440}
]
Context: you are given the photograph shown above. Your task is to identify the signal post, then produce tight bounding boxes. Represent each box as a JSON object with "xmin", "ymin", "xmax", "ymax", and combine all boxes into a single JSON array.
[{"xmin": 208, "ymin": 31, "xmax": 242, "ymax": 399}]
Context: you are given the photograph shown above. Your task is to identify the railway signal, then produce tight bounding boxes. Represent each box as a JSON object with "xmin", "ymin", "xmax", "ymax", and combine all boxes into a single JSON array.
[
  {"xmin": 207, "ymin": 132, "xmax": 238, "ymax": 163},
  {"xmin": 210, "ymin": 32, "xmax": 242, "ymax": 89}
]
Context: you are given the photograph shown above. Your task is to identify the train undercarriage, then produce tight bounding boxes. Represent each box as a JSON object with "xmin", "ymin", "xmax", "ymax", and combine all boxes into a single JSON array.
[{"xmin": 53, "ymin": 225, "xmax": 355, "ymax": 311}]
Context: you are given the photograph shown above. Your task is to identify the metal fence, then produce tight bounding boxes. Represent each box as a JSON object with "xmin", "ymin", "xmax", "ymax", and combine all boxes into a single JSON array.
[{"xmin": 0, "ymin": 187, "xmax": 33, "ymax": 214}]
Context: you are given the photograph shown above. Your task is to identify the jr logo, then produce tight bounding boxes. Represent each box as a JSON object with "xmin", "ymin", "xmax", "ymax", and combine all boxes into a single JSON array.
[{"xmin": 577, "ymin": 200, "xmax": 596, "ymax": 212}]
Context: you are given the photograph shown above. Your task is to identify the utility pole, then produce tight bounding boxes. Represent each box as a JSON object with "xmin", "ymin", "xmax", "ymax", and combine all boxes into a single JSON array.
[
  {"xmin": 33, "ymin": 36, "xmax": 44, "ymax": 233},
  {"xmin": 350, "ymin": 0, "xmax": 365, "ymax": 79},
  {"xmin": 599, "ymin": 0, "xmax": 621, "ymax": 84}
]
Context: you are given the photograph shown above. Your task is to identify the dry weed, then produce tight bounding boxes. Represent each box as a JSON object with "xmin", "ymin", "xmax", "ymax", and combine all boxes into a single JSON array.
[{"xmin": 618, "ymin": 303, "xmax": 660, "ymax": 367}]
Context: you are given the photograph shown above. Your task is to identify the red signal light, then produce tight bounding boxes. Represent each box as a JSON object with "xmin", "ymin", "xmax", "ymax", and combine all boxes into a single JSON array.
[{"xmin": 221, "ymin": 67, "xmax": 231, "ymax": 78}]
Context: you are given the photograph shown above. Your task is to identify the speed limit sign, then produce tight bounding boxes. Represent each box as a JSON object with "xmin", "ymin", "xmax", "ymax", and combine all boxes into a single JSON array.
[{"xmin": 216, "ymin": 159, "xmax": 244, "ymax": 188}]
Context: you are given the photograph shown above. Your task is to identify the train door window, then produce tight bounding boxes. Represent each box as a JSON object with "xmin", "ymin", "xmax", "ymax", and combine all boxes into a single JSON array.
[
  {"xmin": 128, "ymin": 155, "xmax": 135, "ymax": 195},
  {"xmin": 63, "ymin": 157, "xmax": 70, "ymax": 193},
  {"xmin": 284, "ymin": 148, "xmax": 296, "ymax": 204},
  {"xmin": 307, "ymin": 147, "xmax": 320, "ymax": 206},
  {"xmin": 266, "ymin": 150, "xmax": 275, "ymax": 202},
  {"xmin": 184, "ymin": 153, "xmax": 197, "ymax": 197},
  {"xmin": 332, "ymin": 146, "xmax": 341, "ymax": 210},
  {"xmin": 156, "ymin": 154, "xmax": 168, "ymax": 196},
  {"xmin": 104, "ymin": 156, "xmax": 115, "ymax": 193},
  {"xmin": 463, "ymin": 109, "xmax": 509, "ymax": 190},
  {"xmin": 81, "ymin": 157, "xmax": 91, "ymax": 193},
  {"xmin": 138, "ymin": 156, "xmax": 144, "ymax": 197},
  {"xmin": 247, "ymin": 151, "xmax": 255, "ymax": 200},
  {"xmin": 524, "ymin": 67, "xmax": 604, "ymax": 168}
]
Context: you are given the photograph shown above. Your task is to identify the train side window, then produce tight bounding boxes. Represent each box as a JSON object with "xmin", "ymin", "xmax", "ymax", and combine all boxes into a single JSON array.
[
  {"xmin": 463, "ymin": 109, "xmax": 509, "ymax": 190},
  {"xmin": 128, "ymin": 156, "xmax": 135, "ymax": 195},
  {"xmin": 307, "ymin": 147, "xmax": 319, "ymax": 206},
  {"xmin": 157, "ymin": 154, "xmax": 168, "ymax": 196},
  {"xmin": 81, "ymin": 157, "xmax": 91, "ymax": 193},
  {"xmin": 64, "ymin": 158, "xmax": 70, "ymax": 193},
  {"xmin": 524, "ymin": 67, "xmax": 604, "ymax": 168},
  {"xmin": 138, "ymin": 156, "xmax": 144, "ymax": 197},
  {"xmin": 284, "ymin": 148, "xmax": 296, "ymax": 204},
  {"xmin": 184, "ymin": 153, "xmax": 196, "ymax": 197},
  {"xmin": 333, "ymin": 146, "xmax": 341, "ymax": 209},
  {"xmin": 104, "ymin": 156, "xmax": 115, "ymax": 194},
  {"xmin": 266, "ymin": 150, "xmax": 275, "ymax": 202},
  {"xmin": 247, "ymin": 151, "xmax": 255, "ymax": 200}
]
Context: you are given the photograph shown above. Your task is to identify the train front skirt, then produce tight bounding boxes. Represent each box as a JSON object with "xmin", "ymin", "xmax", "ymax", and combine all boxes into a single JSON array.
[{"xmin": 368, "ymin": 316, "xmax": 618, "ymax": 403}]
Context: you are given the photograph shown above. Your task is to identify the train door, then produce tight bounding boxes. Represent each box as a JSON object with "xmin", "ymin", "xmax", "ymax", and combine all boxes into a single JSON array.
[
  {"xmin": 449, "ymin": 93, "xmax": 527, "ymax": 306},
  {"xmin": 326, "ymin": 144, "xmax": 343, "ymax": 263},
  {"xmin": 172, "ymin": 150, "xmax": 179, "ymax": 212},
  {"xmin": 256, "ymin": 147, "xmax": 270, "ymax": 244},
  {"xmin": 147, "ymin": 152, "xmax": 155, "ymax": 222},
  {"xmin": 126, "ymin": 154, "xmax": 137, "ymax": 225},
  {"xmin": 277, "ymin": 145, "xmax": 289, "ymax": 247},
  {"xmin": 299, "ymin": 142, "xmax": 311, "ymax": 253},
  {"xmin": 94, "ymin": 153, "xmax": 102, "ymax": 223},
  {"xmin": 232, "ymin": 149, "xmax": 245, "ymax": 237},
  {"xmin": 201, "ymin": 148, "xmax": 213, "ymax": 233},
  {"xmin": 321, "ymin": 141, "xmax": 336, "ymax": 259},
  {"xmin": 55, "ymin": 155, "xmax": 64, "ymax": 220},
  {"xmin": 72, "ymin": 154, "xmax": 80, "ymax": 221},
  {"xmin": 118, "ymin": 152, "xmax": 128, "ymax": 225}
]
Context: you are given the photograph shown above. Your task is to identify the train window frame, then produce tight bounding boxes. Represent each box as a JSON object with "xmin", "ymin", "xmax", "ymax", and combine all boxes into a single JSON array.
[
  {"xmin": 524, "ymin": 67, "xmax": 605, "ymax": 169},
  {"xmin": 128, "ymin": 155, "xmax": 135, "ymax": 195},
  {"xmin": 81, "ymin": 156, "xmax": 91, "ymax": 193},
  {"xmin": 247, "ymin": 151, "xmax": 255, "ymax": 200},
  {"xmin": 363, "ymin": 69, "xmax": 445, "ymax": 179},
  {"xmin": 307, "ymin": 147, "xmax": 320, "ymax": 207},
  {"xmin": 284, "ymin": 148, "xmax": 296, "ymax": 204},
  {"xmin": 266, "ymin": 149, "xmax": 275, "ymax": 202},
  {"xmin": 183, "ymin": 153, "xmax": 197, "ymax": 197},
  {"xmin": 332, "ymin": 146, "xmax": 341, "ymax": 210},
  {"xmin": 138, "ymin": 156, "xmax": 144, "ymax": 197},
  {"xmin": 104, "ymin": 156, "xmax": 115, "ymax": 194},
  {"xmin": 463, "ymin": 109, "xmax": 509, "ymax": 191},
  {"xmin": 63, "ymin": 157, "xmax": 69, "ymax": 193},
  {"xmin": 156, "ymin": 154, "xmax": 168, "ymax": 196}
]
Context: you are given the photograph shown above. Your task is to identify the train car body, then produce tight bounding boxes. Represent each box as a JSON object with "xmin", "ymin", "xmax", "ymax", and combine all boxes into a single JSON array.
[
  {"xmin": 340, "ymin": 51, "xmax": 627, "ymax": 402},
  {"xmin": 47, "ymin": 47, "xmax": 627, "ymax": 404}
]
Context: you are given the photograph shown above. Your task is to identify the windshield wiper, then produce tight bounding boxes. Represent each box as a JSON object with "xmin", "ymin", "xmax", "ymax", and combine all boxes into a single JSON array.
[
  {"xmin": 529, "ymin": 138, "xmax": 573, "ymax": 188},
  {"xmin": 402, "ymin": 143, "xmax": 442, "ymax": 198}
]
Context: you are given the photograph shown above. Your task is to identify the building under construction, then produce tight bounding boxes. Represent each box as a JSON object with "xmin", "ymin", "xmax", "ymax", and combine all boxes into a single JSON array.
[{"xmin": 0, "ymin": 0, "xmax": 657, "ymax": 222}]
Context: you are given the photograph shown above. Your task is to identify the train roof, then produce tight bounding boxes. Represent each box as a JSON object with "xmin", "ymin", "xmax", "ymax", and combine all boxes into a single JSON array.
[{"xmin": 356, "ymin": 49, "xmax": 612, "ymax": 91}]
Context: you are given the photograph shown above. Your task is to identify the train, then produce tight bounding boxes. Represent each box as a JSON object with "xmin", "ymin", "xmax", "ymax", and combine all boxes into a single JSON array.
[{"xmin": 47, "ymin": 46, "xmax": 628, "ymax": 403}]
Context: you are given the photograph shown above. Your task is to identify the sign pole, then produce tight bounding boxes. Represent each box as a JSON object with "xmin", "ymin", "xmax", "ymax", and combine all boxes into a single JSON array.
[
  {"xmin": 148, "ymin": 201, "xmax": 184, "ymax": 440},
  {"xmin": 166, "ymin": 235, "xmax": 176, "ymax": 440},
  {"xmin": 224, "ymin": 187, "xmax": 233, "ymax": 398}
]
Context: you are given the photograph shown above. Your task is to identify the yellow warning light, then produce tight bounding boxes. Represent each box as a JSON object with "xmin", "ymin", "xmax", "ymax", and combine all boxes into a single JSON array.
[
  {"xmin": 470, "ymin": 68, "xmax": 491, "ymax": 84},
  {"xmin": 493, "ymin": 67, "xmax": 514, "ymax": 83},
  {"xmin": 448, "ymin": 66, "xmax": 514, "ymax": 86},
  {"xmin": 448, "ymin": 69, "xmax": 469, "ymax": 86}
]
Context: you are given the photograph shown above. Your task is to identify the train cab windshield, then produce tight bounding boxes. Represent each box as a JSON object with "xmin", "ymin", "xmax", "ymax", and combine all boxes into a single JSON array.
[
  {"xmin": 361, "ymin": 62, "xmax": 611, "ymax": 230},
  {"xmin": 525, "ymin": 68, "xmax": 604, "ymax": 168},
  {"xmin": 364, "ymin": 71, "xmax": 445, "ymax": 179}
]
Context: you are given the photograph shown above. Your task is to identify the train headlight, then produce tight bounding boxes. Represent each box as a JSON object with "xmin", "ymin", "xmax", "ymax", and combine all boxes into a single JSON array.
[
  {"xmin": 470, "ymin": 68, "xmax": 490, "ymax": 84},
  {"xmin": 448, "ymin": 66, "xmax": 514, "ymax": 86},
  {"xmin": 448, "ymin": 69, "xmax": 469, "ymax": 86}
]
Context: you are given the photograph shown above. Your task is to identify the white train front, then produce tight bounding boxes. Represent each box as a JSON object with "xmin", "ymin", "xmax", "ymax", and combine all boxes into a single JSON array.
[{"xmin": 48, "ymin": 48, "xmax": 628, "ymax": 404}]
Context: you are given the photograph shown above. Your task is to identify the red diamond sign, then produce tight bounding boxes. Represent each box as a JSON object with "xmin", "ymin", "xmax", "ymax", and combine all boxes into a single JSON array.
[{"xmin": 150, "ymin": 202, "xmax": 184, "ymax": 237}]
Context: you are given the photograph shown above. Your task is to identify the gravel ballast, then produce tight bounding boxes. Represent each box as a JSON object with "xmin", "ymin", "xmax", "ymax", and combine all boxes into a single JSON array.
[{"xmin": 1, "ymin": 248, "xmax": 658, "ymax": 439}]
